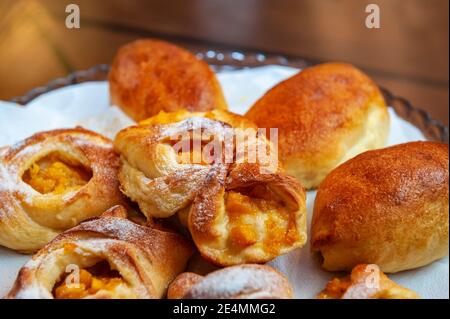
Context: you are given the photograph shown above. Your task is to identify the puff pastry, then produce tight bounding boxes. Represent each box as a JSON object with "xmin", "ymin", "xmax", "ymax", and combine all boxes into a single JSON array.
[
  {"xmin": 6, "ymin": 205, "xmax": 193, "ymax": 299},
  {"xmin": 0, "ymin": 128, "xmax": 124, "ymax": 252},
  {"xmin": 317, "ymin": 264, "xmax": 420, "ymax": 299},
  {"xmin": 312, "ymin": 141, "xmax": 449, "ymax": 273},
  {"xmin": 115, "ymin": 113, "xmax": 306, "ymax": 265},
  {"xmin": 109, "ymin": 39, "xmax": 227, "ymax": 121},
  {"xmin": 190, "ymin": 163, "xmax": 306, "ymax": 266},
  {"xmin": 168, "ymin": 264, "xmax": 293, "ymax": 299},
  {"xmin": 246, "ymin": 63, "xmax": 390, "ymax": 189},
  {"xmin": 115, "ymin": 111, "xmax": 277, "ymax": 219},
  {"xmin": 115, "ymin": 116, "xmax": 231, "ymax": 219}
]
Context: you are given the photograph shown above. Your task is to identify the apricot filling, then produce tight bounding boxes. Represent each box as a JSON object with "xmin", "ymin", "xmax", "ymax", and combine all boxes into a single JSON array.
[
  {"xmin": 317, "ymin": 277, "xmax": 352, "ymax": 299},
  {"xmin": 23, "ymin": 152, "xmax": 92, "ymax": 194},
  {"xmin": 225, "ymin": 186, "xmax": 299, "ymax": 253},
  {"xmin": 53, "ymin": 260, "xmax": 125, "ymax": 299}
]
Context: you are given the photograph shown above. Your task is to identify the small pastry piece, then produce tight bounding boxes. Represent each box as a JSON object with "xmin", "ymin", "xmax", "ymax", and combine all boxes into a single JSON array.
[
  {"xmin": 317, "ymin": 264, "xmax": 420, "ymax": 299},
  {"xmin": 312, "ymin": 141, "xmax": 449, "ymax": 273},
  {"xmin": 246, "ymin": 63, "xmax": 390, "ymax": 189},
  {"xmin": 109, "ymin": 39, "xmax": 227, "ymax": 122},
  {"xmin": 6, "ymin": 205, "xmax": 193, "ymax": 299},
  {"xmin": 190, "ymin": 163, "xmax": 307, "ymax": 266},
  {"xmin": 168, "ymin": 264, "xmax": 294, "ymax": 299},
  {"xmin": 0, "ymin": 128, "xmax": 124, "ymax": 252}
]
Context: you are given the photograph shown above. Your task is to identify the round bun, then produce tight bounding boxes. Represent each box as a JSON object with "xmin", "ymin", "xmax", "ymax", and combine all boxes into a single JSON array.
[
  {"xmin": 311, "ymin": 141, "xmax": 449, "ymax": 273},
  {"xmin": 245, "ymin": 63, "xmax": 390, "ymax": 189},
  {"xmin": 109, "ymin": 39, "xmax": 227, "ymax": 121}
]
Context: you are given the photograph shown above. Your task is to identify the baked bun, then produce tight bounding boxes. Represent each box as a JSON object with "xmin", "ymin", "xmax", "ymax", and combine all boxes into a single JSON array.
[
  {"xmin": 317, "ymin": 264, "xmax": 419, "ymax": 299},
  {"xmin": 311, "ymin": 141, "xmax": 449, "ymax": 273},
  {"xmin": 109, "ymin": 39, "xmax": 227, "ymax": 121},
  {"xmin": 0, "ymin": 128, "xmax": 124, "ymax": 253},
  {"xmin": 246, "ymin": 63, "xmax": 390, "ymax": 189},
  {"xmin": 167, "ymin": 264, "xmax": 293, "ymax": 299},
  {"xmin": 6, "ymin": 206, "xmax": 193, "ymax": 299}
]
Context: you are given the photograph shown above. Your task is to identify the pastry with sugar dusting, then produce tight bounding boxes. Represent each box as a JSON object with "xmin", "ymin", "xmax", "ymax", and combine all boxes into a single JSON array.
[
  {"xmin": 317, "ymin": 264, "xmax": 420, "ymax": 299},
  {"xmin": 0, "ymin": 128, "xmax": 125, "ymax": 252},
  {"xmin": 168, "ymin": 264, "xmax": 293, "ymax": 299},
  {"xmin": 6, "ymin": 205, "xmax": 194, "ymax": 299},
  {"xmin": 114, "ymin": 110, "xmax": 307, "ymax": 266}
]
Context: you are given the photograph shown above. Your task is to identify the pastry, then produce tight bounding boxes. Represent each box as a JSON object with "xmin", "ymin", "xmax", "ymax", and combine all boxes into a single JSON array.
[
  {"xmin": 190, "ymin": 163, "xmax": 306, "ymax": 266},
  {"xmin": 139, "ymin": 109, "xmax": 257, "ymax": 130},
  {"xmin": 0, "ymin": 128, "xmax": 124, "ymax": 253},
  {"xmin": 317, "ymin": 264, "xmax": 420, "ymax": 299},
  {"xmin": 6, "ymin": 205, "xmax": 193, "ymax": 299},
  {"xmin": 311, "ymin": 141, "xmax": 449, "ymax": 273},
  {"xmin": 115, "ymin": 112, "xmax": 278, "ymax": 219},
  {"xmin": 168, "ymin": 264, "xmax": 293, "ymax": 299},
  {"xmin": 109, "ymin": 39, "xmax": 227, "ymax": 122},
  {"xmin": 114, "ymin": 116, "xmax": 232, "ymax": 219},
  {"xmin": 115, "ymin": 114, "xmax": 306, "ymax": 266},
  {"xmin": 245, "ymin": 63, "xmax": 390, "ymax": 189}
]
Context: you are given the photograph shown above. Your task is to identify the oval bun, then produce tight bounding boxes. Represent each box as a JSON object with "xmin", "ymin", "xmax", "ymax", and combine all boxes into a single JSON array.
[
  {"xmin": 109, "ymin": 39, "xmax": 227, "ymax": 121},
  {"xmin": 245, "ymin": 63, "xmax": 390, "ymax": 189},
  {"xmin": 311, "ymin": 141, "xmax": 449, "ymax": 273}
]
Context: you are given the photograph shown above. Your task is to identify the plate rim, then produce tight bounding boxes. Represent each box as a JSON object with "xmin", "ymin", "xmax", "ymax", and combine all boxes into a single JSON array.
[{"xmin": 9, "ymin": 49, "xmax": 449, "ymax": 143}]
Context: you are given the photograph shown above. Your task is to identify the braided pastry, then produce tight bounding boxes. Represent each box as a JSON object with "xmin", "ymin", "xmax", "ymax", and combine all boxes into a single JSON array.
[
  {"xmin": 317, "ymin": 264, "xmax": 420, "ymax": 299},
  {"xmin": 6, "ymin": 205, "xmax": 193, "ymax": 299},
  {"xmin": 0, "ymin": 128, "xmax": 124, "ymax": 252},
  {"xmin": 167, "ymin": 264, "xmax": 293, "ymax": 299}
]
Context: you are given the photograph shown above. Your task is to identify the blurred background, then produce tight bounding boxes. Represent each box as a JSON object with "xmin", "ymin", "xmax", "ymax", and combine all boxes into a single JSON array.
[{"xmin": 0, "ymin": 0, "xmax": 448, "ymax": 124}]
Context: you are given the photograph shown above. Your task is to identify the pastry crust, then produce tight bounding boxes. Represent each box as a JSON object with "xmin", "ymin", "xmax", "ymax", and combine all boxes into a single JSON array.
[
  {"xmin": 168, "ymin": 264, "xmax": 293, "ymax": 299},
  {"xmin": 114, "ymin": 111, "xmax": 278, "ymax": 219},
  {"xmin": 139, "ymin": 109, "xmax": 257, "ymax": 130},
  {"xmin": 6, "ymin": 205, "xmax": 193, "ymax": 299},
  {"xmin": 115, "ymin": 117, "xmax": 232, "ymax": 219},
  {"xmin": 114, "ymin": 113, "xmax": 305, "ymax": 265},
  {"xmin": 109, "ymin": 39, "xmax": 227, "ymax": 121},
  {"xmin": 189, "ymin": 163, "xmax": 307, "ymax": 266},
  {"xmin": 311, "ymin": 141, "xmax": 449, "ymax": 273},
  {"xmin": 245, "ymin": 63, "xmax": 390, "ymax": 189},
  {"xmin": 317, "ymin": 264, "xmax": 420, "ymax": 299},
  {"xmin": 0, "ymin": 128, "xmax": 125, "ymax": 253}
]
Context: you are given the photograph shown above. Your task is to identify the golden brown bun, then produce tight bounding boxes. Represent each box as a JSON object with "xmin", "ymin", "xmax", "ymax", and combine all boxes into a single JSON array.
[
  {"xmin": 6, "ymin": 205, "xmax": 194, "ymax": 299},
  {"xmin": 245, "ymin": 63, "xmax": 390, "ymax": 189},
  {"xmin": 317, "ymin": 264, "xmax": 420, "ymax": 299},
  {"xmin": 0, "ymin": 128, "xmax": 125, "ymax": 253},
  {"xmin": 109, "ymin": 39, "xmax": 227, "ymax": 121},
  {"xmin": 167, "ymin": 264, "xmax": 294, "ymax": 299},
  {"xmin": 311, "ymin": 141, "xmax": 449, "ymax": 273}
]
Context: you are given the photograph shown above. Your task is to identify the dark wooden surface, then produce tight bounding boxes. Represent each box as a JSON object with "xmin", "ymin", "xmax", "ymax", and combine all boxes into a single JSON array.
[{"xmin": 0, "ymin": 0, "xmax": 448, "ymax": 124}]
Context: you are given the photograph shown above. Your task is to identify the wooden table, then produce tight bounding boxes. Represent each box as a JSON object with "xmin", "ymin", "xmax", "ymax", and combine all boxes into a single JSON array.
[{"xmin": 0, "ymin": 0, "xmax": 448, "ymax": 125}]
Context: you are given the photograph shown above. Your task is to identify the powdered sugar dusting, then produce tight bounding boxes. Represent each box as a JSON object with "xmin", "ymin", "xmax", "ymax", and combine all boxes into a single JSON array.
[{"xmin": 187, "ymin": 265, "xmax": 290, "ymax": 299}]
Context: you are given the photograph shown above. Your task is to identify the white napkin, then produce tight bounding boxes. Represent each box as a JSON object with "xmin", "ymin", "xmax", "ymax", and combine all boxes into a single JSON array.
[{"xmin": 0, "ymin": 65, "xmax": 448, "ymax": 298}]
